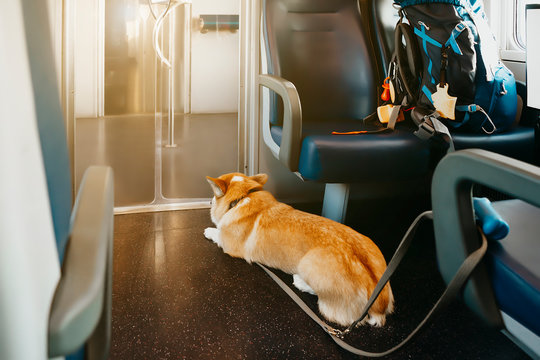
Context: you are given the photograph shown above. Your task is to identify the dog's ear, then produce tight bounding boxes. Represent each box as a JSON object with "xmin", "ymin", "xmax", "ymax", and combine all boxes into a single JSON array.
[
  {"xmin": 206, "ymin": 176, "xmax": 227, "ymax": 197},
  {"xmin": 250, "ymin": 173, "xmax": 268, "ymax": 186}
]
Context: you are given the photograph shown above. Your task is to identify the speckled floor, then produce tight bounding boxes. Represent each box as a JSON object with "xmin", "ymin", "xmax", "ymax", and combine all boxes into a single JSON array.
[{"xmin": 109, "ymin": 198, "xmax": 530, "ymax": 359}]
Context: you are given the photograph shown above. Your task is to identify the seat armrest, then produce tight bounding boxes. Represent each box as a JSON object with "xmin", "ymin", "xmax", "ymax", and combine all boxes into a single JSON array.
[
  {"xmin": 258, "ymin": 74, "xmax": 302, "ymax": 172},
  {"xmin": 432, "ymin": 149, "xmax": 540, "ymax": 327},
  {"xmin": 48, "ymin": 166, "xmax": 114, "ymax": 359}
]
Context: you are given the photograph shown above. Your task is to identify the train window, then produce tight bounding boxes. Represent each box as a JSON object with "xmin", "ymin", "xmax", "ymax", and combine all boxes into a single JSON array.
[
  {"xmin": 514, "ymin": 0, "xmax": 537, "ymax": 49},
  {"xmin": 495, "ymin": 0, "xmax": 540, "ymax": 81}
]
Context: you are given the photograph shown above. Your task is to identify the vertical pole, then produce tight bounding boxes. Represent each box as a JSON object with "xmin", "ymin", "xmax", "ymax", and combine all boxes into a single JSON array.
[
  {"xmin": 184, "ymin": 3, "xmax": 191, "ymax": 114},
  {"xmin": 239, "ymin": 0, "xmax": 261, "ymax": 175},
  {"xmin": 166, "ymin": 7, "xmax": 177, "ymax": 147}
]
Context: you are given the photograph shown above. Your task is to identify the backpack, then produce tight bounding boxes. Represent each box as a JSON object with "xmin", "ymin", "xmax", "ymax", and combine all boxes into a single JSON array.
[{"xmin": 392, "ymin": 0, "xmax": 517, "ymax": 136}]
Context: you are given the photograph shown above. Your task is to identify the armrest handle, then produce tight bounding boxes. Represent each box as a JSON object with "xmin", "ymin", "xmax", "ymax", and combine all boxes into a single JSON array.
[
  {"xmin": 432, "ymin": 149, "xmax": 540, "ymax": 326},
  {"xmin": 258, "ymin": 74, "xmax": 302, "ymax": 172},
  {"xmin": 48, "ymin": 166, "xmax": 114, "ymax": 359}
]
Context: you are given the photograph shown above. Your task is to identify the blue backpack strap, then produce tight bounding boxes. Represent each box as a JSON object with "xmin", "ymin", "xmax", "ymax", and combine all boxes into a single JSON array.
[
  {"xmin": 445, "ymin": 22, "xmax": 467, "ymax": 55},
  {"xmin": 413, "ymin": 24, "xmax": 443, "ymax": 48},
  {"xmin": 422, "ymin": 85, "xmax": 434, "ymax": 104},
  {"xmin": 414, "ymin": 23, "xmax": 442, "ymax": 85}
]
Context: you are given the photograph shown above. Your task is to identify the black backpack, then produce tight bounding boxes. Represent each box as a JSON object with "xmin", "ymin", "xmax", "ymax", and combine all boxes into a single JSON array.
[{"xmin": 390, "ymin": 0, "xmax": 517, "ymax": 137}]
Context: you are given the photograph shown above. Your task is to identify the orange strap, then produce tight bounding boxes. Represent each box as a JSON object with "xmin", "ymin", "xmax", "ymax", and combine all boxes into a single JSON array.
[{"xmin": 331, "ymin": 130, "xmax": 370, "ymax": 135}]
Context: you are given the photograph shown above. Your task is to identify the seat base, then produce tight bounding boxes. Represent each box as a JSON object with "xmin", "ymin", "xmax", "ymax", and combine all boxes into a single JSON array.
[
  {"xmin": 453, "ymin": 126, "xmax": 536, "ymax": 165},
  {"xmin": 271, "ymin": 120, "xmax": 431, "ymax": 183}
]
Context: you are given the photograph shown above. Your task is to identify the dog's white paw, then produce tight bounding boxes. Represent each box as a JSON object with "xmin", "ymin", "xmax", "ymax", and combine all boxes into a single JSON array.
[
  {"xmin": 366, "ymin": 313, "xmax": 386, "ymax": 327},
  {"xmin": 204, "ymin": 227, "xmax": 215, "ymax": 240},
  {"xmin": 293, "ymin": 274, "xmax": 316, "ymax": 295},
  {"xmin": 204, "ymin": 227, "xmax": 222, "ymax": 247}
]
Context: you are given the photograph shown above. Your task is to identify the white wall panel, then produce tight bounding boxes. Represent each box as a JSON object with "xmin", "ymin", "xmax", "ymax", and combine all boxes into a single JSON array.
[
  {"xmin": 190, "ymin": 0, "xmax": 240, "ymax": 113},
  {"xmin": 74, "ymin": 0, "xmax": 102, "ymax": 118},
  {"xmin": 0, "ymin": 2, "xmax": 61, "ymax": 358}
]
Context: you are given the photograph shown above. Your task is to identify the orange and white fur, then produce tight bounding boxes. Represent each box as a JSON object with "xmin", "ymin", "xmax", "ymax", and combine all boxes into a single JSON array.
[{"xmin": 204, "ymin": 172, "xmax": 394, "ymax": 327}]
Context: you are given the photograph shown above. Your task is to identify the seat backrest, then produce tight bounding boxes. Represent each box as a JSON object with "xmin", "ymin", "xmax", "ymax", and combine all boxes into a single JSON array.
[
  {"xmin": 22, "ymin": 0, "xmax": 73, "ymax": 263},
  {"xmin": 262, "ymin": 0, "xmax": 385, "ymax": 124},
  {"xmin": 2, "ymin": 2, "xmax": 113, "ymax": 359},
  {"xmin": 0, "ymin": 1, "xmax": 64, "ymax": 358}
]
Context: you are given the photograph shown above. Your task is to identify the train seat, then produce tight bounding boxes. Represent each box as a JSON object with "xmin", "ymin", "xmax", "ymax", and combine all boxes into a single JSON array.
[
  {"xmin": 259, "ymin": 0, "xmax": 432, "ymax": 222},
  {"xmin": 0, "ymin": 1, "xmax": 114, "ymax": 359},
  {"xmin": 450, "ymin": 82, "xmax": 539, "ymax": 165},
  {"xmin": 451, "ymin": 127, "xmax": 536, "ymax": 163},
  {"xmin": 432, "ymin": 149, "xmax": 540, "ymax": 358},
  {"xmin": 268, "ymin": 120, "xmax": 429, "ymax": 183}
]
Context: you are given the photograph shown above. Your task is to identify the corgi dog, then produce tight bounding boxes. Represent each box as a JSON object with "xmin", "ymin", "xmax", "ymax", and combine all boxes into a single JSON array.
[{"xmin": 204, "ymin": 172, "xmax": 394, "ymax": 327}]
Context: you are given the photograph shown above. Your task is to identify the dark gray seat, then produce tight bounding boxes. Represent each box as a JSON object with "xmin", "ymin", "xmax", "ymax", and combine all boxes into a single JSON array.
[{"xmin": 259, "ymin": 0, "xmax": 432, "ymax": 222}]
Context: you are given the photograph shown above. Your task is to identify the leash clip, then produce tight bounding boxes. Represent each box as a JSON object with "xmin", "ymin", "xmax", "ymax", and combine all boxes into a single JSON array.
[{"xmin": 327, "ymin": 327, "xmax": 349, "ymax": 339}]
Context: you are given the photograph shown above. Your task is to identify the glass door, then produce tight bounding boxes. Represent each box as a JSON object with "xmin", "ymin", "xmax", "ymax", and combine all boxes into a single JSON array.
[{"xmin": 74, "ymin": 0, "xmax": 241, "ymax": 210}]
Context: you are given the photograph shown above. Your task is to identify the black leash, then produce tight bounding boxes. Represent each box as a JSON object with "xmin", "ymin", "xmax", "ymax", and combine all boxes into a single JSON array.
[{"xmin": 258, "ymin": 210, "xmax": 488, "ymax": 357}]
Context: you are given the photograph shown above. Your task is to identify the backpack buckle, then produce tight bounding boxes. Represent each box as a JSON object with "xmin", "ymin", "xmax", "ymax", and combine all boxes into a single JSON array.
[{"xmin": 414, "ymin": 116, "xmax": 436, "ymax": 140}]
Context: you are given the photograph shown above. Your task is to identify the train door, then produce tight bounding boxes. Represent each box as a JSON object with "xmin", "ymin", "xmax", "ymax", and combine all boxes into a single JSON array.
[{"xmin": 69, "ymin": 0, "xmax": 241, "ymax": 212}]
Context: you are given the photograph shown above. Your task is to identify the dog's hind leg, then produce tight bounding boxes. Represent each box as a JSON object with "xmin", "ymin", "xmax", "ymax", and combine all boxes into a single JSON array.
[
  {"xmin": 293, "ymin": 274, "xmax": 316, "ymax": 295},
  {"xmin": 295, "ymin": 247, "xmax": 392, "ymax": 327},
  {"xmin": 297, "ymin": 248, "xmax": 368, "ymax": 326}
]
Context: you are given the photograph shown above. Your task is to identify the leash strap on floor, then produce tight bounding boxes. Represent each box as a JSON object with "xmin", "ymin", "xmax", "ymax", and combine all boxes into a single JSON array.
[{"xmin": 257, "ymin": 210, "xmax": 488, "ymax": 357}]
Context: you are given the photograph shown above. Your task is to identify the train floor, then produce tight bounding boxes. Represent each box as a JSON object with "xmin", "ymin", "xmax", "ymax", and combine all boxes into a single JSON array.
[{"xmin": 109, "ymin": 196, "xmax": 530, "ymax": 359}]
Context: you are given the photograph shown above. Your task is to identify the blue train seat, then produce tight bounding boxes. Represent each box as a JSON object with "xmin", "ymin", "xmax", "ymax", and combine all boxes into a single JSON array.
[
  {"xmin": 451, "ymin": 82, "xmax": 539, "ymax": 165},
  {"xmin": 432, "ymin": 149, "xmax": 540, "ymax": 358},
  {"xmin": 0, "ymin": 1, "xmax": 114, "ymax": 359}
]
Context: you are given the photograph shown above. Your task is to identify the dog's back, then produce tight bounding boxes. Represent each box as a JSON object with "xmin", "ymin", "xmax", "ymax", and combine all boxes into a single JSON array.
[{"xmin": 206, "ymin": 173, "xmax": 394, "ymax": 327}]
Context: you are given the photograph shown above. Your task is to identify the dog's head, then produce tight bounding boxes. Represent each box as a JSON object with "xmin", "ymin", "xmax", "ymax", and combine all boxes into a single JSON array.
[{"xmin": 206, "ymin": 173, "xmax": 268, "ymax": 225}]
